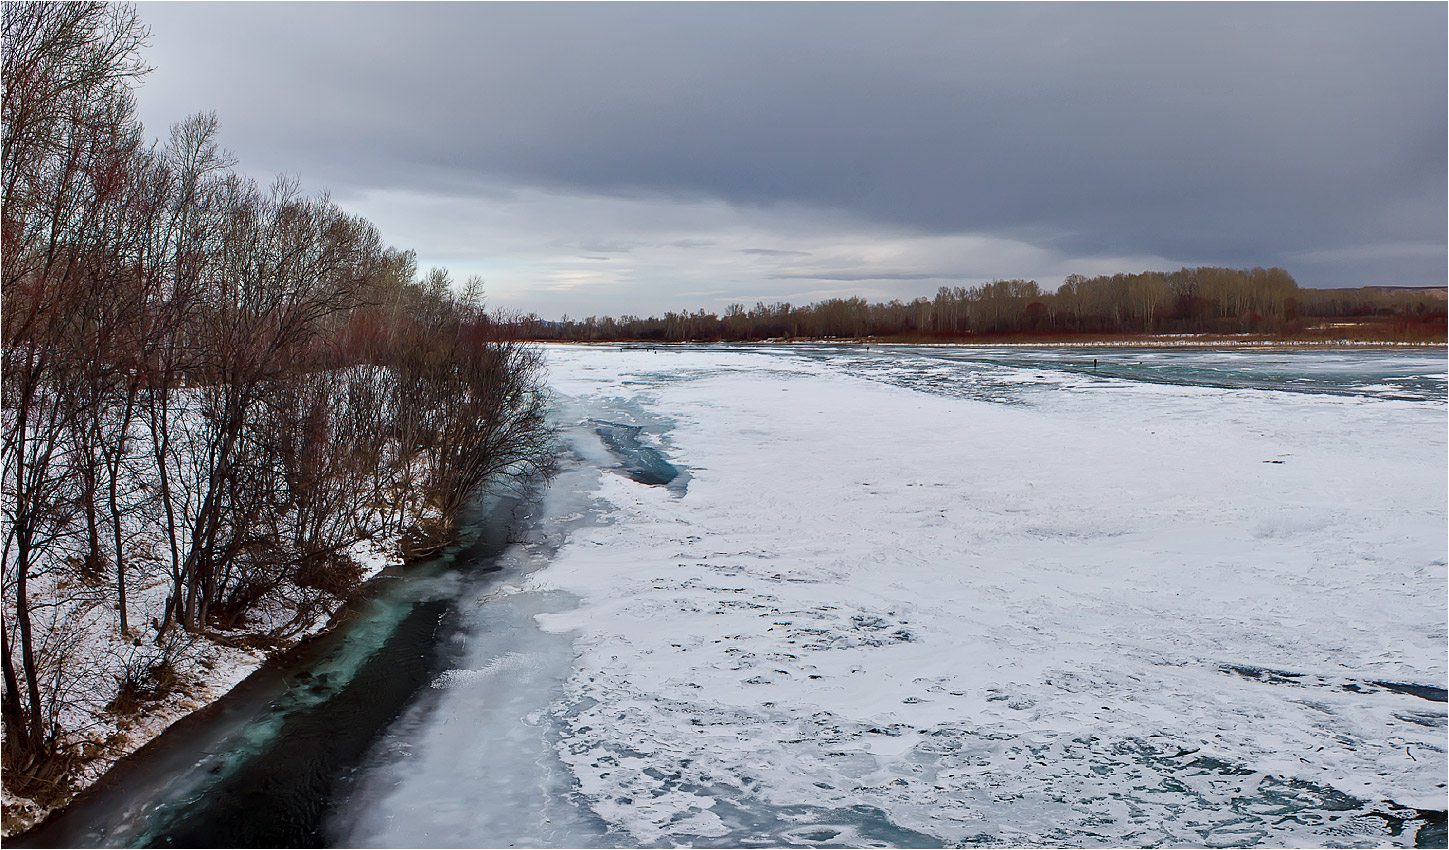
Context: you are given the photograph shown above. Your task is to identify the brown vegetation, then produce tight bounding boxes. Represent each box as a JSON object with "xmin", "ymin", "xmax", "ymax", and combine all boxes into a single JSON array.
[
  {"xmin": 2, "ymin": 1, "xmax": 552, "ymax": 807},
  {"xmin": 517, "ymin": 271, "xmax": 1446, "ymax": 344}
]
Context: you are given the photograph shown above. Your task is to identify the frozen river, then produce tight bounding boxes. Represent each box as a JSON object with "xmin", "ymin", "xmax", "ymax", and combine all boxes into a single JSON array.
[
  {"xmin": 335, "ymin": 344, "xmax": 1446, "ymax": 847},
  {"xmin": 20, "ymin": 344, "xmax": 1446, "ymax": 848}
]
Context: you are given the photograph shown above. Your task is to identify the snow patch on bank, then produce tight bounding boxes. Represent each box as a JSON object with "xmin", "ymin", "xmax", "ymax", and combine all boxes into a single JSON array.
[{"xmin": 1, "ymin": 524, "xmax": 406, "ymax": 837}]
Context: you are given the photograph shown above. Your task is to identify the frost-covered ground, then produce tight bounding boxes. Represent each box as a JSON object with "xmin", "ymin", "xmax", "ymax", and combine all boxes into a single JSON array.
[
  {"xmin": 0, "ymin": 379, "xmax": 410, "ymax": 835},
  {"xmin": 1, "ymin": 536, "xmax": 403, "ymax": 836},
  {"xmin": 338, "ymin": 343, "xmax": 1446, "ymax": 848}
]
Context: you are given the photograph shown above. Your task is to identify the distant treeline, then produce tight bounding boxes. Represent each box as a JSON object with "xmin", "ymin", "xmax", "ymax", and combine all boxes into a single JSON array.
[
  {"xmin": 518, "ymin": 269, "xmax": 1447, "ymax": 343},
  {"xmin": 2, "ymin": 2, "xmax": 550, "ymax": 794}
]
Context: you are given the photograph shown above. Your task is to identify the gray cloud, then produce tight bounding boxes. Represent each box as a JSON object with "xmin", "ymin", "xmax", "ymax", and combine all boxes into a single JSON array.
[
  {"xmin": 132, "ymin": 2, "xmax": 1445, "ymax": 308},
  {"xmin": 575, "ymin": 240, "xmax": 637, "ymax": 254},
  {"xmin": 770, "ymin": 271, "xmax": 944, "ymax": 282},
  {"xmin": 742, "ymin": 248, "xmax": 813, "ymax": 257}
]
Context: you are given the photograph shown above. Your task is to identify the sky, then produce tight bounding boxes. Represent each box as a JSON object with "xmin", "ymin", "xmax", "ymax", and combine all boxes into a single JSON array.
[{"xmin": 130, "ymin": 2, "xmax": 1446, "ymax": 319}]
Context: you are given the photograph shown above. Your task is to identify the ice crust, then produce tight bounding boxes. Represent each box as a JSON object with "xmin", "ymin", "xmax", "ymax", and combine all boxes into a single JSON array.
[{"xmin": 348, "ymin": 344, "xmax": 1447, "ymax": 847}]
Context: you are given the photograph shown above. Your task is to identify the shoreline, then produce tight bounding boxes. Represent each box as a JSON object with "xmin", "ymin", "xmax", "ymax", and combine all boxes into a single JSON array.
[
  {"xmin": 0, "ymin": 537, "xmax": 408, "ymax": 839},
  {"xmin": 8, "ymin": 486, "xmax": 537, "ymax": 846},
  {"xmin": 532, "ymin": 336, "xmax": 1447, "ymax": 350},
  {"xmin": 7, "ymin": 564, "xmax": 398, "ymax": 845}
]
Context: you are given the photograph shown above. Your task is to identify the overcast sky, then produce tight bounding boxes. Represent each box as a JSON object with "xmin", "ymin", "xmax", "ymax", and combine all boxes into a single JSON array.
[{"xmin": 131, "ymin": 2, "xmax": 1445, "ymax": 318}]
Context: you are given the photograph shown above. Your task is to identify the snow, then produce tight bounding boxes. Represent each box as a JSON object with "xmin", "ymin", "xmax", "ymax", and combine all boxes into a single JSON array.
[
  {"xmin": 2, "ymin": 532, "xmax": 408, "ymax": 834},
  {"xmin": 36, "ymin": 342, "xmax": 1438, "ymax": 846},
  {"xmin": 478, "ymin": 344, "xmax": 1445, "ymax": 845},
  {"xmin": 1, "ymin": 395, "xmax": 410, "ymax": 837}
]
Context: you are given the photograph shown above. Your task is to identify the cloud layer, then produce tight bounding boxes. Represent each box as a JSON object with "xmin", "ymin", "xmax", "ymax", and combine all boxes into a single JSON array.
[{"xmin": 132, "ymin": 3, "xmax": 1446, "ymax": 315}]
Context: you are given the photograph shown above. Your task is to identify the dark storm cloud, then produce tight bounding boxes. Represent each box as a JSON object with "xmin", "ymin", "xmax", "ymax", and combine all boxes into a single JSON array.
[{"xmin": 133, "ymin": 2, "xmax": 1445, "ymax": 288}]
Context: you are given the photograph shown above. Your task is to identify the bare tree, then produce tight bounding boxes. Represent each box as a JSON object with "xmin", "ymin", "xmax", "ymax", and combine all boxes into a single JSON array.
[
  {"xmin": 4, "ymin": 3, "xmax": 558, "ymax": 798},
  {"xmin": 2, "ymin": 0, "xmax": 148, "ymax": 774}
]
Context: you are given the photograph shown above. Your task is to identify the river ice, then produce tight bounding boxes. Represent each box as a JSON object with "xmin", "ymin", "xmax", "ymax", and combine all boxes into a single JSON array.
[{"xmin": 334, "ymin": 344, "xmax": 1447, "ymax": 848}]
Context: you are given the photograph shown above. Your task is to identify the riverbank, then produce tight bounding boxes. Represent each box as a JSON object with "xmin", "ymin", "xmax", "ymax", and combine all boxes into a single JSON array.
[
  {"xmin": 7, "ymin": 465, "xmax": 559, "ymax": 847},
  {"xmin": 0, "ymin": 533, "xmax": 406, "ymax": 837},
  {"xmin": 3, "ymin": 346, "xmax": 551, "ymax": 837}
]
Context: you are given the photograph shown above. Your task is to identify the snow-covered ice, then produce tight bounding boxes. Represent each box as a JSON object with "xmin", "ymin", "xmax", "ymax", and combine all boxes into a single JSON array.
[{"xmin": 338, "ymin": 343, "xmax": 1446, "ymax": 847}]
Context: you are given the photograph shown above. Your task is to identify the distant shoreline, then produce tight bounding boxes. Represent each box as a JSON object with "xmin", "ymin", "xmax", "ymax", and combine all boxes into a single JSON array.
[{"xmin": 535, "ymin": 336, "xmax": 1447, "ymax": 350}]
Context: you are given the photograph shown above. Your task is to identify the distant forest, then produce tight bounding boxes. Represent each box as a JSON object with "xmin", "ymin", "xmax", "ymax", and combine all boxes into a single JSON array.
[{"xmin": 515, "ymin": 269, "xmax": 1447, "ymax": 343}]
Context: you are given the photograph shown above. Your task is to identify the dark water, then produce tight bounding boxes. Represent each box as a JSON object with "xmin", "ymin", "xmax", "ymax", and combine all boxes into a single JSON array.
[
  {"xmin": 1222, "ymin": 664, "xmax": 1449, "ymax": 704},
  {"xmin": 591, "ymin": 419, "xmax": 682, "ymax": 486}
]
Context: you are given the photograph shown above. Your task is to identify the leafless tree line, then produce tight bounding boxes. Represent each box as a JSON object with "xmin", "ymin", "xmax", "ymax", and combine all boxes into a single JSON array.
[
  {"xmin": 525, "ymin": 267, "xmax": 1445, "ymax": 342},
  {"xmin": 2, "ymin": 2, "xmax": 551, "ymax": 793}
]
